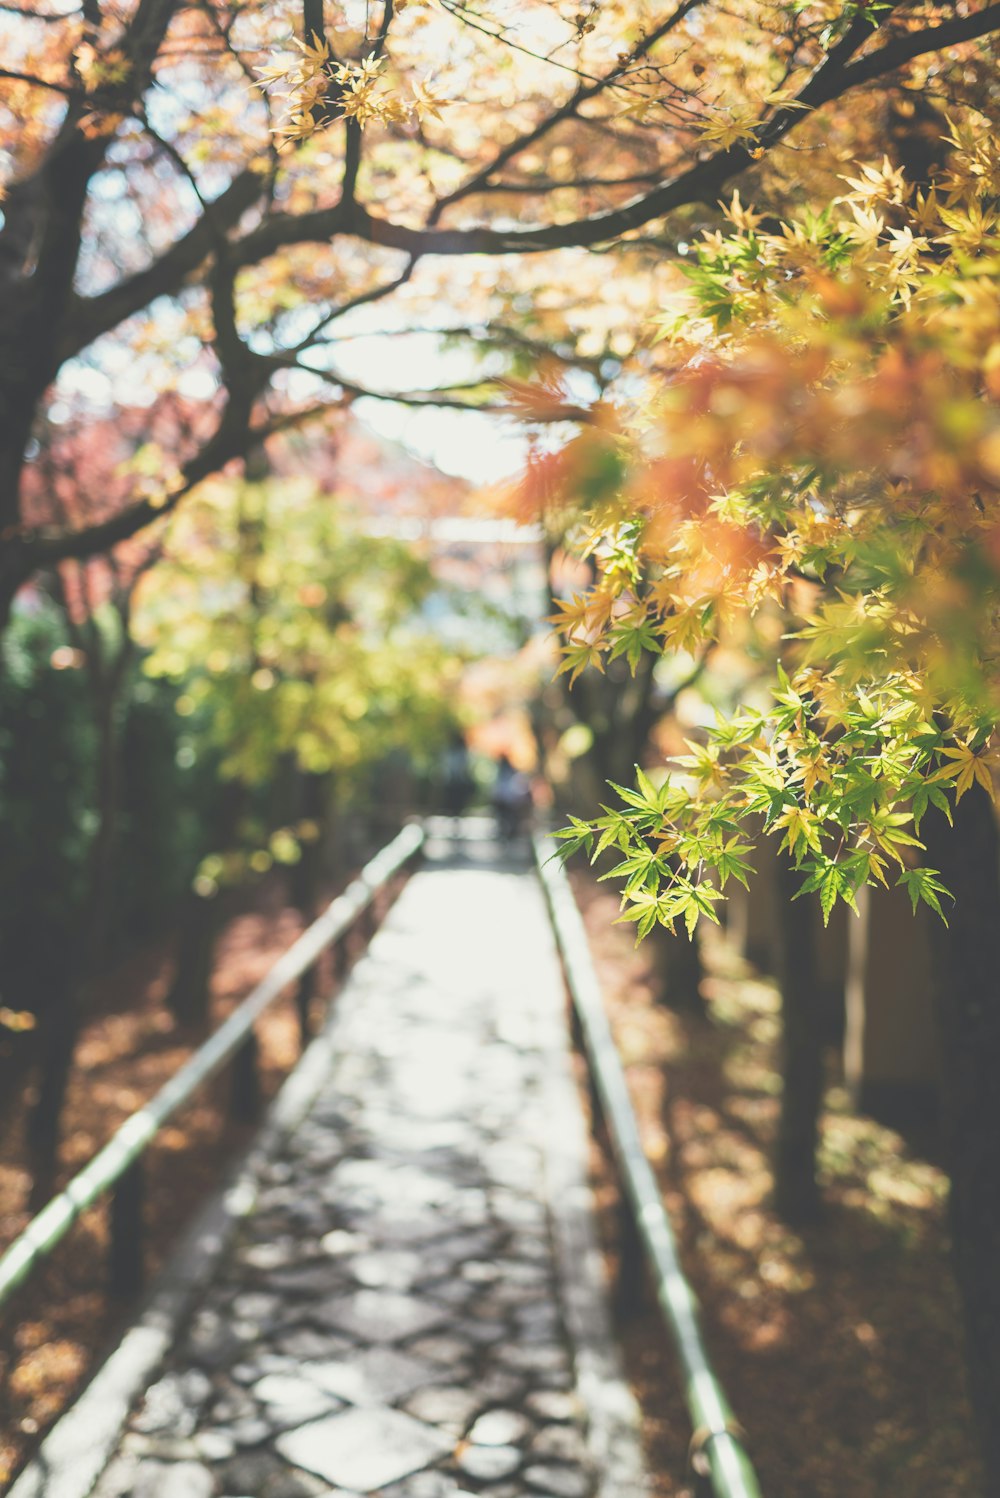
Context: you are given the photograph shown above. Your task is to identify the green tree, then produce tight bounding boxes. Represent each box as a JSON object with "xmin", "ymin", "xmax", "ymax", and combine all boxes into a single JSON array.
[{"xmin": 134, "ymin": 470, "xmax": 461, "ymax": 1019}]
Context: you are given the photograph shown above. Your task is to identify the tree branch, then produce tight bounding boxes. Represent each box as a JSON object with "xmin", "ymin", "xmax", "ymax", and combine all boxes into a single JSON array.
[
  {"xmin": 0, "ymin": 68, "xmax": 75, "ymax": 94},
  {"xmin": 65, "ymin": 0, "xmax": 1000, "ymax": 360},
  {"xmin": 289, "ymin": 256, "xmax": 417, "ymax": 355},
  {"xmin": 0, "ymin": 4, "xmax": 73, "ymax": 19},
  {"xmin": 12, "ymin": 0, "xmax": 995, "ymax": 570},
  {"xmin": 269, "ymin": 358, "xmax": 509, "ymax": 411},
  {"xmin": 838, "ymin": 4, "xmax": 1000, "ymax": 89},
  {"xmin": 342, "ymin": 0, "xmax": 394, "ymax": 208},
  {"xmin": 231, "ymin": 2, "xmax": 1000, "ymax": 264},
  {"xmin": 62, "ymin": 166, "xmax": 268, "ymax": 359},
  {"xmin": 427, "ymin": 0, "xmax": 705, "ymax": 224},
  {"xmin": 451, "ymin": 171, "xmax": 663, "ymax": 197},
  {"xmin": 20, "ymin": 400, "xmax": 344, "ymax": 571},
  {"xmin": 302, "ymin": 0, "xmax": 324, "ymax": 50}
]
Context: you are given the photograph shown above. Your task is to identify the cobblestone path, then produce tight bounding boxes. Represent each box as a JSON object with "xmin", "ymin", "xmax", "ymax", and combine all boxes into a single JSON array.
[{"xmin": 88, "ymin": 838, "xmax": 645, "ymax": 1498}]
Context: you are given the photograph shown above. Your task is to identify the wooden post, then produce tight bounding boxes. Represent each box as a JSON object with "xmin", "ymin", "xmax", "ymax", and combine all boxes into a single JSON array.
[
  {"xmin": 615, "ymin": 1186, "xmax": 645, "ymax": 1316},
  {"xmin": 231, "ymin": 1029, "xmax": 261, "ymax": 1123},
  {"xmin": 109, "ymin": 1159, "xmax": 144, "ymax": 1297},
  {"xmin": 568, "ymin": 999, "xmax": 603, "ymax": 1131},
  {"xmin": 569, "ymin": 999, "xmax": 585, "ymax": 1055},
  {"xmin": 587, "ymin": 1059, "xmax": 607, "ymax": 1148},
  {"xmin": 333, "ymin": 934, "xmax": 349, "ymax": 986},
  {"xmin": 296, "ymin": 966, "xmax": 315, "ymax": 1049},
  {"xmin": 727, "ymin": 823, "xmax": 781, "ymax": 972},
  {"xmin": 815, "ymin": 899, "xmax": 848, "ymax": 1047}
]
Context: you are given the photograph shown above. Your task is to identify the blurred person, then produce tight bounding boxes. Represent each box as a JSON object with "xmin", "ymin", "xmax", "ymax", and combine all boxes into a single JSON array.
[
  {"xmin": 492, "ymin": 753, "xmax": 532, "ymax": 843},
  {"xmin": 442, "ymin": 729, "xmax": 474, "ymax": 818}
]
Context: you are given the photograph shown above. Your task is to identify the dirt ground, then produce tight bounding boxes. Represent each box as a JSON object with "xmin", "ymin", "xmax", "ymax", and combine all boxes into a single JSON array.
[{"xmin": 571, "ymin": 868, "xmax": 984, "ymax": 1498}]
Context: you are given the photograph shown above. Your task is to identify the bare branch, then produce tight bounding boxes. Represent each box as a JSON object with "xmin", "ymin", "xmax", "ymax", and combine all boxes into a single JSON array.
[
  {"xmin": 63, "ymin": 166, "xmax": 267, "ymax": 358},
  {"xmin": 273, "ymin": 358, "xmax": 506, "ymax": 411},
  {"xmin": 21, "ymin": 400, "xmax": 346, "ymax": 571},
  {"xmin": 341, "ymin": 1, "xmax": 395, "ymax": 207},
  {"xmin": 439, "ymin": 0, "xmax": 613, "ymax": 86},
  {"xmin": 0, "ymin": 67, "xmax": 75, "ymax": 94},
  {"xmin": 272, "ymin": 355, "xmax": 595, "ymax": 420},
  {"xmin": 302, "ymin": 0, "xmax": 324, "ymax": 49},
  {"xmin": 838, "ymin": 4, "xmax": 1000, "ymax": 89},
  {"xmin": 428, "ymin": 0, "xmax": 706, "ymax": 224},
  {"xmin": 457, "ymin": 171, "xmax": 663, "ymax": 197},
  {"xmin": 289, "ymin": 256, "xmax": 417, "ymax": 355},
  {"xmin": 0, "ymin": 4, "xmax": 75, "ymax": 19}
]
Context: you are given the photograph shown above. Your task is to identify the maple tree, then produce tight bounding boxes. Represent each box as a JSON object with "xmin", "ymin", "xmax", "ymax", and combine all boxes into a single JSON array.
[
  {"xmin": 3, "ymin": 0, "xmax": 1000, "ymax": 625},
  {"xmin": 543, "ymin": 111, "xmax": 1000, "ymax": 1478},
  {"xmin": 5, "ymin": 412, "xmax": 175, "ymax": 1203},
  {"xmin": 547, "ymin": 120, "xmax": 1000, "ymax": 945}
]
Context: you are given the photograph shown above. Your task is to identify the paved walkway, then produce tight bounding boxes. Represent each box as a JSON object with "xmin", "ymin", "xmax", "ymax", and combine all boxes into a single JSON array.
[{"xmin": 80, "ymin": 833, "xmax": 646, "ymax": 1498}]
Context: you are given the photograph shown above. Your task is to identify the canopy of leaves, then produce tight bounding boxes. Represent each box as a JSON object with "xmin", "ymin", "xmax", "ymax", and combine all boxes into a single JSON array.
[
  {"xmin": 134, "ymin": 474, "xmax": 462, "ymax": 786},
  {"xmin": 546, "ymin": 114, "xmax": 1000, "ymax": 928},
  {"xmin": 3, "ymin": 0, "xmax": 999, "ymax": 598}
]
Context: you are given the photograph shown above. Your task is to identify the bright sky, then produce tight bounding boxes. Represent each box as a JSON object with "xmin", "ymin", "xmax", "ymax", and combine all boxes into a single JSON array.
[
  {"xmin": 51, "ymin": 230, "xmax": 564, "ymax": 487},
  {"xmin": 355, "ymin": 399, "xmax": 529, "ymax": 485},
  {"xmin": 303, "ymin": 324, "xmax": 531, "ymax": 485},
  {"xmin": 52, "ymin": 327, "xmax": 531, "ymax": 485}
]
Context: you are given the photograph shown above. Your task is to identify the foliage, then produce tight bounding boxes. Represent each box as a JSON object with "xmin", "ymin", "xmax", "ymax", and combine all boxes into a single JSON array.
[
  {"xmin": 548, "ymin": 115, "xmax": 1000, "ymax": 931},
  {"xmin": 3, "ymin": 0, "xmax": 1000, "ymax": 610},
  {"xmin": 0, "ymin": 603, "xmax": 212, "ymax": 1010},
  {"xmin": 133, "ymin": 474, "xmax": 461, "ymax": 883},
  {"xmin": 0, "ymin": 606, "xmax": 95, "ymax": 1000}
]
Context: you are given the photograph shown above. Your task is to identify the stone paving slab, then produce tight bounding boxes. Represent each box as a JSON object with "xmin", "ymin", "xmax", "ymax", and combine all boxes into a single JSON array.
[{"xmin": 78, "ymin": 835, "xmax": 647, "ymax": 1498}]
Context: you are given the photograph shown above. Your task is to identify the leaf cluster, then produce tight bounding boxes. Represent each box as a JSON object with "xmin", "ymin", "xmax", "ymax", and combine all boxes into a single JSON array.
[
  {"xmin": 548, "ymin": 118, "xmax": 1000, "ymax": 931},
  {"xmin": 134, "ymin": 475, "xmax": 461, "ymax": 786}
]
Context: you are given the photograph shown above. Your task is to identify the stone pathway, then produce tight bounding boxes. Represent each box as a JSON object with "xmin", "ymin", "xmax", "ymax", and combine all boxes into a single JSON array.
[{"xmin": 87, "ymin": 831, "xmax": 646, "ymax": 1498}]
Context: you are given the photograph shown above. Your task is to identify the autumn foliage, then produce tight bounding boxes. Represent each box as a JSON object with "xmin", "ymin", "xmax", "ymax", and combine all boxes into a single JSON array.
[
  {"xmin": 5, "ymin": 0, "xmax": 1000, "ymax": 1487},
  {"xmin": 546, "ymin": 116, "xmax": 1000, "ymax": 930}
]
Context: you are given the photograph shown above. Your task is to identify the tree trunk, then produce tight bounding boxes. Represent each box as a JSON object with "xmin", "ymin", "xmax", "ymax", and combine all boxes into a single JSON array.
[
  {"xmin": 289, "ymin": 771, "xmax": 329, "ymax": 916},
  {"xmin": 290, "ymin": 771, "xmax": 330, "ymax": 1043},
  {"xmin": 24, "ymin": 667, "xmax": 127, "ymax": 1207},
  {"xmin": 168, "ymin": 781, "xmax": 245, "ymax": 1029},
  {"xmin": 25, "ymin": 985, "xmax": 79, "ymax": 1211},
  {"xmin": 167, "ymin": 886, "xmax": 222, "ymax": 1030},
  {"xmin": 652, "ymin": 924, "xmax": 706, "ymax": 1014},
  {"xmin": 923, "ymin": 789, "xmax": 1000, "ymax": 1491},
  {"xmin": 773, "ymin": 856, "xmax": 825, "ymax": 1224},
  {"xmin": 83, "ymin": 681, "xmax": 124, "ymax": 973}
]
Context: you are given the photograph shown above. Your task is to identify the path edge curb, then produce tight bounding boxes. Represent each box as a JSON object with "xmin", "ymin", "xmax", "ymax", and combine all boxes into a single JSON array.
[{"xmin": 532, "ymin": 866, "xmax": 651, "ymax": 1498}]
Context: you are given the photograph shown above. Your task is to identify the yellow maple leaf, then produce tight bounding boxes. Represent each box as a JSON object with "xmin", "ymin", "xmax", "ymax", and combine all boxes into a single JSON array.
[
  {"xmin": 799, "ymin": 753, "xmax": 832, "ymax": 798},
  {"xmin": 773, "ymin": 804, "xmax": 823, "ymax": 856},
  {"xmin": 932, "ymin": 742, "xmax": 996, "ymax": 801},
  {"xmin": 412, "ymin": 79, "xmax": 450, "ymax": 122},
  {"xmin": 696, "ymin": 108, "xmax": 761, "ymax": 151}
]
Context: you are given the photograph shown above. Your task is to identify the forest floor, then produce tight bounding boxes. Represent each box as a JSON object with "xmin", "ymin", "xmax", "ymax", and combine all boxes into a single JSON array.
[
  {"xmin": 571, "ymin": 868, "xmax": 984, "ymax": 1498},
  {"xmin": 0, "ymin": 858, "xmax": 985, "ymax": 1496}
]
